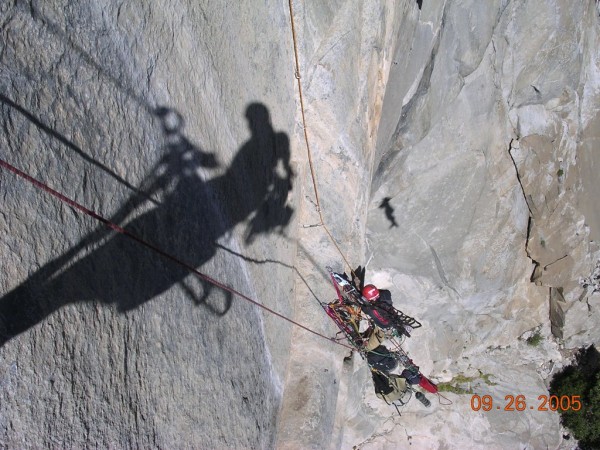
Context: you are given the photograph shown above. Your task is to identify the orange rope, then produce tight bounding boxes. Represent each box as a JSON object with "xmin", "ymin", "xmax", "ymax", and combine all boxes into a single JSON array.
[{"xmin": 287, "ymin": 0, "xmax": 357, "ymax": 280}]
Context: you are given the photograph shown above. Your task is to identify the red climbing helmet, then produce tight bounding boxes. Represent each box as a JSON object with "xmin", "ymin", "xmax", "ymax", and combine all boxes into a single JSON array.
[{"xmin": 362, "ymin": 284, "xmax": 380, "ymax": 302}]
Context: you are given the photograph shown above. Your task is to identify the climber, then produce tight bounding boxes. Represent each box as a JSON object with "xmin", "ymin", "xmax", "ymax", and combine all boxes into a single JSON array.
[
  {"xmin": 360, "ymin": 284, "xmax": 413, "ymax": 338},
  {"xmin": 370, "ymin": 367, "xmax": 432, "ymax": 408},
  {"xmin": 371, "ymin": 369, "xmax": 410, "ymax": 405},
  {"xmin": 370, "ymin": 355, "xmax": 436, "ymax": 409},
  {"xmin": 360, "ymin": 322, "xmax": 416, "ymax": 376}
]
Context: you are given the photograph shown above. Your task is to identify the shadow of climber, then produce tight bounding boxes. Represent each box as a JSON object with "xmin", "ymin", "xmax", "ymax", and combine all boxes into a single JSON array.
[
  {"xmin": 379, "ymin": 197, "xmax": 399, "ymax": 229},
  {"xmin": 0, "ymin": 102, "xmax": 295, "ymax": 346}
]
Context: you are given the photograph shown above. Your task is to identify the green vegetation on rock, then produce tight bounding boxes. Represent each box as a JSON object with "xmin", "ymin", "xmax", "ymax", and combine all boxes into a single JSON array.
[
  {"xmin": 526, "ymin": 330, "xmax": 543, "ymax": 347},
  {"xmin": 437, "ymin": 370, "xmax": 497, "ymax": 395},
  {"xmin": 549, "ymin": 346, "xmax": 600, "ymax": 450}
]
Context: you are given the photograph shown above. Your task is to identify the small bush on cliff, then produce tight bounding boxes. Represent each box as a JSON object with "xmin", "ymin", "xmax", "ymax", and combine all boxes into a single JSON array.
[
  {"xmin": 526, "ymin": 330, "xmax": 543, "ymax": 347},
  {"xmin": 549, "ymin": 346, "xmax": 600, "ymax": 449}
]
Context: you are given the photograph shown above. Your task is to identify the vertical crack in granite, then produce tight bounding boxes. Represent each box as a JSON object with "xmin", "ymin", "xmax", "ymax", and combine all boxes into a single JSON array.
[{"xmin": 372, "ymin": 1, "xmax": 447, "ymax": 192}]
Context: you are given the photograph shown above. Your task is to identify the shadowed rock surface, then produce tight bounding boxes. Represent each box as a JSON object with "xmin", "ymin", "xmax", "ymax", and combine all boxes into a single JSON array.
[{"xmin": 1, "ymin": 2, "xmax": 298, "ymax": 448}]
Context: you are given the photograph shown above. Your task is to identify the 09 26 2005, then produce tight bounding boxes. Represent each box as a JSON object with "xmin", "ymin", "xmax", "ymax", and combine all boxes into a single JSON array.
[{"xmin": 470, "ymin": 394, "xmax": 581, "ymax": 412}]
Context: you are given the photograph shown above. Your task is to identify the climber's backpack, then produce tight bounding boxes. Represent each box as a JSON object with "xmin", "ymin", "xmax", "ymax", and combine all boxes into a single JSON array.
[
  {"xmin": 372, "ymin": 370, "xmax": 409, "ymax": 404},
  {"xmin": 366, "ymin": 345, "xmax": 397, "ymax": 372}
]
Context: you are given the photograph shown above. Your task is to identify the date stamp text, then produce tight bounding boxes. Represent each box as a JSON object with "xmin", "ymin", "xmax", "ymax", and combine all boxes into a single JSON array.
[{"xmin": 470, "ymin": 394, "xmax": 581, "ymax": 412}]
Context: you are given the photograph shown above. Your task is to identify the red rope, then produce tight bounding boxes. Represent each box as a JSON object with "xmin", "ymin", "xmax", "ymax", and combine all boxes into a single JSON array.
[{"xmin": 0, "ymin": 158, "xmax": 353, "ymax": 350}]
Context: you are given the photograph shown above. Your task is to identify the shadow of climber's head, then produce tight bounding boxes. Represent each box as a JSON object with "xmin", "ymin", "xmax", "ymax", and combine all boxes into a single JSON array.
[
  {"xmin": 155, "ymin": 107, "xmax": 184, "ymax": 134},
  {"xmin": 245, "ymin": 103, "xmax": 271, "ymax": 134}
]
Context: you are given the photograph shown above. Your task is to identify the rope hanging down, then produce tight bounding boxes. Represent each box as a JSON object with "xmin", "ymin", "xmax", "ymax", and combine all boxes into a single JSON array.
[
  {"xmin": 287, "ymin": 10, "xmax": 451, "ymax": 406},
  {"xmin": 287, "ymin": 0, "xmax": 357, "ymax": 279},
  {"xmin": 0, "ymin": 158, "xmax": 354, "ymax": 351}
]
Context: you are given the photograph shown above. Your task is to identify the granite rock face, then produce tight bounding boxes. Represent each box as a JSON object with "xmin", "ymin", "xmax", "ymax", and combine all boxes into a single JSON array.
[
  {"xmin": 359, "ymin": 0, "xmax": 600, "ymax": 448},
  {"xmin": 1, "ymin": 1, "xmax": 299, "ymax": 448},
  {"xmin": 1, "ymin": 0, "xmax": 599, "ymax": 449},
  {"xmin": 274, "ymin": 2, "xmax": 402, "ymax": 448}
]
